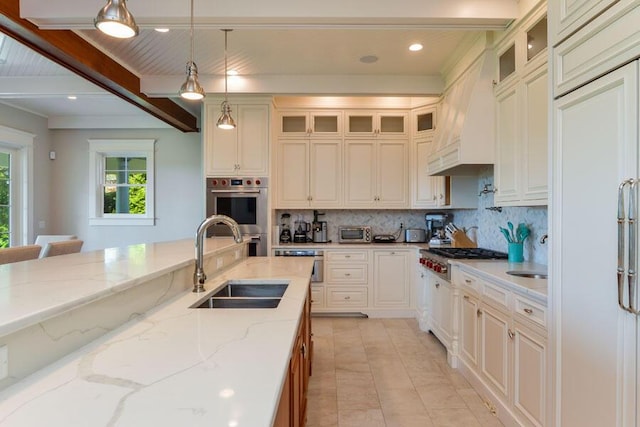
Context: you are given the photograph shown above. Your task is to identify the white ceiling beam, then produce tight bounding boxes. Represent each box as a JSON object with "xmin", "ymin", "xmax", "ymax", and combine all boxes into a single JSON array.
[
  {"xmin": 141, "ymin": 74, "xmax": 445, "ymax": 97},
  {"xmin": 0, "ymin": 75, "xmax": 104, "ymax": 97},
  {"xmin": 21, "ymin": 0, "xmax": 518, "ymax": 29}
]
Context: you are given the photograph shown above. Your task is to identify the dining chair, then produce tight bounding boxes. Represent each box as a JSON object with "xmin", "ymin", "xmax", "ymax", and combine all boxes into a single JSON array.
[
  {"xmin": 41, "ymin": 240, "xmax": 84, "ymax": 258},
  {"xmin": 0, "ymin": 245, "xmax": 43, "ymax": 265},
  {"xmin": 34, "ymin": 235, "xmax": 77, "ymax": 258}
]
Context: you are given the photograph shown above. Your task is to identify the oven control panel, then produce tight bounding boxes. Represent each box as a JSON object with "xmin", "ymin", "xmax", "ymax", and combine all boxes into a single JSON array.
[
  {"xmin": 207, "ymin": 177, "xmax": 268, "ymax": 188},
  {"xmin": 419, "ymin": 255, "xmax": 448, "ymax": 277}
]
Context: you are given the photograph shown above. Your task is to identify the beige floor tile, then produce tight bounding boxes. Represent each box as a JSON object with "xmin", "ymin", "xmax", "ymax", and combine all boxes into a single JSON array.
[
  {"xmin": 338, "ymin": 409, "xmax": 386, "ymax": 427},
  {"xmin": 377, "ymin": 387, "xmax": 429, "ymax": 415},
  {"xmin": 416, "ymin": 383, "xmax": 469, "ymax": 409},
  {"xmin": 384, "ymin": 413, "xmax": 435, "ymax": 427},
  {"xmin": 336, "ymin": 387, "xmax": 381, "ymax": 411},
  {"xmin": 428, "ymin": 408, "xmax": 482, "ymax": 427}
]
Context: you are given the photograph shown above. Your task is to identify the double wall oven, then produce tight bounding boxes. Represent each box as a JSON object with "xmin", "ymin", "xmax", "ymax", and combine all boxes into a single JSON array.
[{"xmin": 206, "ymin": 177, "xmax": 268, "ymax": 256}]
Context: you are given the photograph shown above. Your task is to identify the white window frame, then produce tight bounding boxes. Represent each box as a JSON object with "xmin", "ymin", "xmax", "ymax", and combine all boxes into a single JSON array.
[
  {"xmin": 0, "ymin": 125, "xmax": 34, "ymax": 246},
  {"xmin": 89, "ymin": 139, "xmax": 156, "ymax": 226}
]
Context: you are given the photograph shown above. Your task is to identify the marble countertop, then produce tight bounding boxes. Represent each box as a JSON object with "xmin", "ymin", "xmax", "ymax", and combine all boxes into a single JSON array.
[
  {"xmin": 0, "ymin": 237, "xmax": 245, "ymax": 338},
  {"xmin": 0, "ymin": 255, "xmax": 314, "ymax": 427},
  {"xmin": 451, "ymin": 259, "xmax": 548, "ymax": 302}
]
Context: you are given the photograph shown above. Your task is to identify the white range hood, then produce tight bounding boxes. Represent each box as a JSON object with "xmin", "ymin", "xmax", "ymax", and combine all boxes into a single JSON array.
[{"xmin": 427, "ymin": 46, "xmax": 496, "ymax": 176}]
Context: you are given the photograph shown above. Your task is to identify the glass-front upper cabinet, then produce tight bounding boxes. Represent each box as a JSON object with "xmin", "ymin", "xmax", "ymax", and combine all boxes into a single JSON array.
[
  {"xmin": 345, "ymin": 111, "xmax": 408, "ymax": 137},
  {"xmin": 412, "ymin": 106, "xmax": 437, "ymax": 139},
  {"xmin": 498, "ymin": 44, "xmax": 516, "ymax": 83},
  {"xmin": 278, "ymin": 111, "xmax": 342, "ymax": 137},
  {"xmin": 526, "ymin": 16, "xmax": 548, "ymax": 62}
]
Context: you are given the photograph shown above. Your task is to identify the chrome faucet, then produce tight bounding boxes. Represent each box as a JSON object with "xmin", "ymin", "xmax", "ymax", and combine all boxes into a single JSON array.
[{"xmin": 193, "ymin": 214, "xmax": 243, "ymax": 293}]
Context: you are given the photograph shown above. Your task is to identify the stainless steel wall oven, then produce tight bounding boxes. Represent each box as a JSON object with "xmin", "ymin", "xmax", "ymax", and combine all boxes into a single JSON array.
[{"xmin": 206, "ymin": 177, "xmax": 268, "ymax": 256}]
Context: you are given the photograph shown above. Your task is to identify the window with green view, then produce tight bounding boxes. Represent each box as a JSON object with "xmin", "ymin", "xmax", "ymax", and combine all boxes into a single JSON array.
[
  {"xmin": 103, "ymin": 156, "xmax": 147, "ymax": 215},
  {"xmin": 0, "ymin": 152, "xmax": 10, "ymax": 248}
]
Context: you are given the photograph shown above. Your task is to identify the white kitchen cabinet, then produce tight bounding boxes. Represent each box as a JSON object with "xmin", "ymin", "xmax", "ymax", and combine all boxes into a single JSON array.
[
  {"xmin": 494, "ymin": 7, "xmax": 548, "ymax": 207},
  {"xmin": 373, "ymin": 250, "xmax": 410, "ymax": 308},
  {"xmin": 513, "ymin": 321, "xmax": 546, "ymax": 427},
  {"xmin": 411, "ymin": 106, "xmax": 436, "ymax": 139},
  {"xmin": 277, "ymin": 111, "xmax": 342, "ymax": 137},
  {"xmin": 205, "ymin": 104, "xmax": 269, "ymax": 177},
  {"xmin": 460, "ymin": 292, "xmax": 480, "ymax": 369},
  {"xmin": 415, "ymin": 265, "xmax": 429, "ymax": 331},
  {"xmin": 275, "ymin": 138, "xmax": 342, "ymax": 208},
  {"xmin": 344, "ymin": 139, "xmax": 409, "ymax": 208},
  {"xmin": 549, "ymin": 0, "xmax": 617, "ymax": 46},
  {"xmin": 323, "ymin": 249, "xmax": 370, "ymax": 311},
  {"xmin": 552, "ymin": 60, "xmax": 638, "ymax": 427},
  {"xmin": 426, "ymin": 272, "xmax": 454, "ymax": 350},
  {"xmin": 345, "ymin": 110, "xmax": 408, "ymax": 138},
  {"xmin": 480, "ymin": 303, "xmax": 511, "ymax": 400}
]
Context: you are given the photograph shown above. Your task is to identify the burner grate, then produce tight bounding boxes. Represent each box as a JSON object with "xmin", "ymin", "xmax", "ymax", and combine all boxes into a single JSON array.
[{"xmin": 427, "ymin": 247, "xmax": 508, "ymax": 260}]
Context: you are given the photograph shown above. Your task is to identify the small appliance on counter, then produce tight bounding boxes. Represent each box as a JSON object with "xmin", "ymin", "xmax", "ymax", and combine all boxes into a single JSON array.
[
  {"xmin": 312, "ymin": 210, "xmax": 328, "ymax": 243},
  {"xmin": 338, "ymin": 225, "xmax": 372, "ymax": 243},
  {"xmin": 279, "ymin": 213, "xmax": 292, "ymax": 244},
  {"xmin": 373, "ymin": 234, "xmax": 396, "ymax": 243},
  {"xmin": 293, "ymin": 216, "xmax": 311, "ymax": 243},
  {"xmin": 405, "ymin": 228, "xmax": 427, "ymax": 243},
  {"xmin": 426, "ymin": 213, "xmax": 453, "ymax": 244}
]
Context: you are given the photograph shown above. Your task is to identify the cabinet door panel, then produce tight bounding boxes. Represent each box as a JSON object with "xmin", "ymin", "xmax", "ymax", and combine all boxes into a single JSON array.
[
  {"xmin": 460, "ymin": 295, "xmax": 480, "ymax": 368},
  {"xmin": 413, "ymin": 138, "xmax": 439, "ymax": 207},
  {"xmin": 522, "ymin": 67, "xmax": 548, "ymax": 201},
  {"xmin": 494, "ymin": 83, "xmax": 519, "ymax": 203},
  {"xmin": 549, "ymin": 0, "xmax": 616, "ymax": 45},
  {"xmin": 554, "ymin": 61, "xmax": 638, "ymax": 427},
  {"xmin": 277, "ymin": 140, "xmax": 309, "ymax": 207},
  {"xmin": 344, "ymin": 141, "xmax": 376, "ymax": 205},
  {"xmin": 481, "ymin": 305, "xmax": 510, "ymax": 397},
  {"xmin": 514, "ymin": 325, "xmax": 546, "ymax": 427},
  {"xmin": 373, "ymin": 251, "xmax": 410, "ymax": 308},
  {"xmin": 377, "ymin": 140, "xmax": 408, "ymax": 207},
  {"xmin": 310, "ymin": 140, "xmax": 342, "ymax": 207},
  {"xmin": 237, "ymin": 105, "xmax": 269, "ymax": 175},
  {"xmin": 206, "ymin": 107, "xmax": 237, "ymax": 176}
]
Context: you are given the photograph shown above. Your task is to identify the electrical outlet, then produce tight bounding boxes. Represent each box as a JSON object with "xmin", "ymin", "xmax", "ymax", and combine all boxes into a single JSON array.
[{"xmin": 0, "ymin": 345, "xmax": 8, "ymax": 380}]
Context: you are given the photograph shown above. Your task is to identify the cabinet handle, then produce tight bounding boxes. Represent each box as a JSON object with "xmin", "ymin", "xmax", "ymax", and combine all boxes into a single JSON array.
[
  {"xmin": 508, "ymin": 329, "xmax": 515, "ymax": 340},
  {"xmin": 391, "ymin": 251, "xmax": 395, "ymax": 255},
  {"xmin": 477, "ymin": 309, "xmax": 482, "ymax": 317},
  {"xmin": 301, "ymin": 342, "xmax": 307, "ymax": 358},
  {"xmin": 344, "ymin": 273, "xmax": 351, "ymax": 277},
  {"xmin": 439, "ymin": 194, "xmax": 444, "ymax": 199},
  {"xmin": 433, "ymin": 196, "xmax": 437, "ymax": 201},
  {"xmin": 345, "ymin": 255, "xmax": 351, "ymax": 258},
  {"xmin": 523, "ymin": 308, "xmax": 534, "ymax": 315},
  {"xmin": 435, "ymin": 282, "xmax": 440, "ymax": 289},
  {"xmin": 420, "ymin": 273, "xmax": 424, "ymax": 278},
  {"xmin": 463, "ymin": 295, "xmax": 470, "ymax": 300},
  {"xmin": 465, "ymin": 279, "xmax": 472, "ymax": 283},
  {"xmin": 344, "ymin": 296, "xmax": 351, "ymax": 300}
]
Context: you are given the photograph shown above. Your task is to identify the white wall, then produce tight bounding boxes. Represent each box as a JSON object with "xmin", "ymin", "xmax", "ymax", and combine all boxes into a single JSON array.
[
  {"xmin": 0, "ymin": 103, "xmax": 52, "ymax": 244},
  {"xmin": 50, "ymin": 128, "xmax": 204, "ymax": 251}
]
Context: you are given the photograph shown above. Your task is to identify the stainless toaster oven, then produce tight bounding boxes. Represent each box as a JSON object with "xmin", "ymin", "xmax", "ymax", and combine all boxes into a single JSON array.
[{"xmin": 338, "ymin": 226, "xmax": 372, "ymax": 243}]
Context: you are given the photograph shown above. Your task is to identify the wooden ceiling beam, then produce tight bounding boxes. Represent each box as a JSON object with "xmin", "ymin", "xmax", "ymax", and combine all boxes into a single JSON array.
[{"xmin": 0, "ymin": 0, "xmax": 198, "ymax": 132}]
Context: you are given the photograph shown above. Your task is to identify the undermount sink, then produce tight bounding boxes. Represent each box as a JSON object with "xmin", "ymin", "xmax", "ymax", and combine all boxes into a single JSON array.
[
  {"xmin": 506, "ymin": 270, "xmax": 548, "ymax": 279},
  {"xmin": 190, "ymin": 280, "xmax": 289, "ymax": 309}
]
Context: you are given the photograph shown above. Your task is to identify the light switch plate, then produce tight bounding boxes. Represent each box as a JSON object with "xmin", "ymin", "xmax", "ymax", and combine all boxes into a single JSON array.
[{"xmin": 0, "ymin": 345, "xmax": 8, "ymax": 380}]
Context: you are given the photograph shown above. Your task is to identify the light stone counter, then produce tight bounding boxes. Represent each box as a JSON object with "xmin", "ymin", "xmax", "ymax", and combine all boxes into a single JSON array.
[
  {"xmin": 0, "ymin": 255, "xmax": 314, "ymax": 427},
  {"xmin": 451, "ymin": 259, "xmax": 548, "ymax": 303},
  {"xmin": 0, "ymin": 237, "xmax": 244, "ymax": 337}
]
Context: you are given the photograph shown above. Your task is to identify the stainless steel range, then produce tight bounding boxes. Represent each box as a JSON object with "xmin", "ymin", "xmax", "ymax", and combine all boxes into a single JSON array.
[{"xmin": 419, "ymin": 247, "xmax": 508, "ymax": 280}]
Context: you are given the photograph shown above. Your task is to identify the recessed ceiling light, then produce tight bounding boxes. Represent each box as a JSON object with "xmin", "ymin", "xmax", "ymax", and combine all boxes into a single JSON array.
[
  {"xmin": 360, "ymin": 55, "xmax": 378, "ymax": 64},
  {"xmin": 155, "ymin": 28, "xmax": 170, "ymax": 33},
  {"xmin": 67, "ymin": 95, "xmax": 77, "ymax": 100},
  {"xmin": 409, "ymin": 43, "xmax": 423, "ymax": 52},
  {"xmin": 227, "ymin": 69, "xmax": 239, "ymax": 76}
]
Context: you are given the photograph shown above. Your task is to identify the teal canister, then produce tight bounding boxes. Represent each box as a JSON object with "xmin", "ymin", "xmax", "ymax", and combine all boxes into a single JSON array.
[{"xmin": 508, "ymin": 242, "xmax": 524, "ymax": 262}]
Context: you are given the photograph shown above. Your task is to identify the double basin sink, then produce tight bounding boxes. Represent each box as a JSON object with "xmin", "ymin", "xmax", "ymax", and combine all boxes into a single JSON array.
[{"xmin": 191, "ymin": 280, "xmax": 289, "ymax": 309}]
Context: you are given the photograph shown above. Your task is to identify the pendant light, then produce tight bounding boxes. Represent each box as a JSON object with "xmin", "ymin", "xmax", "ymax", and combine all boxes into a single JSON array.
[
  {"xmin": 216, "ymin": 29, "xmax": 236, "ymax": 130},
  {"xmin": 94, "ymin": 0, "xmax": 139, "ymax": 39},
  {"xmin": 179, "ymin": 0, "xmax": 205, "ymax": 100}
]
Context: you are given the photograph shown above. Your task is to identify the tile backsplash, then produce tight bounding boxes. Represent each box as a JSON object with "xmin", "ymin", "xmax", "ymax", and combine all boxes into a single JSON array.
[{"xmin": 275, "ymin": 170, "xmax": 548, "ymax": 265}]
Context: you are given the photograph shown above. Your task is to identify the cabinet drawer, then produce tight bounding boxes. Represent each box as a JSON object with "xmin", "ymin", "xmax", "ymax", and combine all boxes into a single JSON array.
[
  {"xmin": 327, "ymin": 250, "xmax": 368, "ymax": 262},
  {"xmin": 326, "ymin": 286, "xmax": 368, "ymax": 307},
  {"xmin": 326, "ymin": 265, "xmax": 368, "ymax": 283},
  {"xmin": 311, "ymin": 285, "xmax": 325, "ymax": 308},
  {"xmin": 482, "ymin": 280, "xmax": 511, "ymax": 310},
  {"xmin": 458, "ymin": 270, "xmax": 482, "ymax": 295},
  {"xmin": 514, "ymin": 295, "xmax": 547, "ymax": 329}
]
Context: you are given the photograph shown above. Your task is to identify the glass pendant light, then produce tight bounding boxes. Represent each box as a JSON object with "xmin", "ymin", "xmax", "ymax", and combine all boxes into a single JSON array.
[
  {"xmin": 179, "ymin": 0, "xmax": 205, "ymax": 100},
  {"xmin": 94, "ymin": 0, "xmax": 139, "ymax": 39},
  {"xmin": 216, "ymin": 29, "xmax": 236, "ymax": 130}
]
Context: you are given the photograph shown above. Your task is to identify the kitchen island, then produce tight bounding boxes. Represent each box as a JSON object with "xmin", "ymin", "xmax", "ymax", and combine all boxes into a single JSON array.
[{"xmin": 0, "ymin": 239, "xmax": 314, "ymax": 427}]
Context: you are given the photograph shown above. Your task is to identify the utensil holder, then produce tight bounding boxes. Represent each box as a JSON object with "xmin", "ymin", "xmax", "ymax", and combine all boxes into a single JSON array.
[{"xmin": 508, "ymin": 242, "xmax": 524, "ymax": 262}]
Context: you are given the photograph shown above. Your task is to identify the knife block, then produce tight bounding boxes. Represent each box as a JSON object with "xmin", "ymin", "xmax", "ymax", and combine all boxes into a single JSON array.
[{"xmin": 451, "ymin": 230, "xmax": 477, "ymax": 248}]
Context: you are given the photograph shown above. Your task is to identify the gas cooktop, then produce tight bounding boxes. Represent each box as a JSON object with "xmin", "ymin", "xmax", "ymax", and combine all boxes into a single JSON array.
[{"xmin": 426, "ymin": 247, "xmax": 508, "ymax": 260}]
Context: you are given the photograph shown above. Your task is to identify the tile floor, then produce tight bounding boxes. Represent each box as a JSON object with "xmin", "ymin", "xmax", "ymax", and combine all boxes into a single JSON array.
[{"xmin": 305, "ymin": 317, "xmax": 504, "ymax": 427}]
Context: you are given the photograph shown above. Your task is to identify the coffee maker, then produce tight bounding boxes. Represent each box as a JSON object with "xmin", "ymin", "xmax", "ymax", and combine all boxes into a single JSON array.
[
  {"xmin": 425, "ymin": 213, "xmax": 453, "ymax": 244},
  {"xmin": 279, "ymin": 213, "xmax": 292, "ymax": 244},
  {"xmin": 312, "ymin": 210, "xmax": 328, "ymax": 243},
  {"xmin": 293, "ymin": 215, "xmax": 310, "ymax": 243}
]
